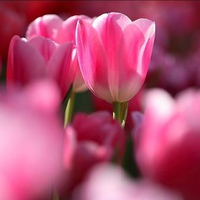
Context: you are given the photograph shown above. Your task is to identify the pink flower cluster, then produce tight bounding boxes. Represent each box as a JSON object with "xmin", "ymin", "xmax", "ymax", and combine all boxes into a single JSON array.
[{"xmin": 2, "ymin": 4, "xmax": 200, "ymax": 200}]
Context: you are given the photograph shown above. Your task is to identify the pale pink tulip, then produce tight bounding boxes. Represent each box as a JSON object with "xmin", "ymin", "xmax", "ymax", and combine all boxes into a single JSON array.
[
  {"xmin": 60, "ymin": 111, "xmax": 125, "ymax": 198},
  {"xmin": 7, "ymin": 35, "xmax": 76, "ymax": 98},
  {"xmin": 133, "ymin": 88, "xmax": 200, "ymax": 200},
  {"xmin": 0, "ymin": 81, "xmax": 64, "ymax": 200},
  {"xmin": 73, "ymin": 163, "xmax": 183, "ymax": 200},
  {"xmin": 76, "ymin": 12, "xmax": 155, "ymax": 103},
  {"xmin": 26, "ymin": 14, "xmax": 63, "ymax": 41},
  {"xmin": 26, "ymin": 14, "xmax": 93, "ymax": 93}
]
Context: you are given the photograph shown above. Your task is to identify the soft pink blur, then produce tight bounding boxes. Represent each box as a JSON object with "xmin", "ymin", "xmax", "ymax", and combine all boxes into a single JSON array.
[
  {"xmin": 0, "ymin": 80, "xmax": 64, "ymax": 200},
  {"xmin": 133, "ymin": 88, "xmax": 200, "ymax": 200},
  {"xmin": 26, "ymin": 14, "xmax": 94, "ymax": 93},
  {"xmin": 6, "ymin": 35, "xmax": 76, "ymax": 98},
  {"xmin": 60, "ymin": 111, "xmax": 125, "ymax": 198},
  {"xmin": 76, "ymin": 12, "xmax": 155, "ymax": 103},
  {"xmin": 73, "ymin": 163, "xmax": 183, "ymax": 200}
]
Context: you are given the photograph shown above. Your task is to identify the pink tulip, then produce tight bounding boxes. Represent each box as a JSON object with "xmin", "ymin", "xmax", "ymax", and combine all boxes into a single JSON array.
[
  {"xmin": 26, "ymin": 14, "xmax": 93, "ymax": 93},
  {"xmin": 0, "ymin": 81, "xmax": 64, "ymax": 200},
  {"xmin": 25, "ymin": 14, "xmax": 63, "ymax": 41},
  {"xmin": 76, "ymin": 12, "xmax": 155, "ymax": 103},
  {"xmin": 133, "ymin": 88, "xmax": 200, "ymax": 200},
  {"xmin": 73, "ymin": 163, "xmax": 183, "ymax": 200},
  {"xmin": 60, "ymin": 111, "xmax": 125, "ymax": 198},
  {"xmin": 7, "ymin": 35, "xmax": 76, "ymax": 98}
]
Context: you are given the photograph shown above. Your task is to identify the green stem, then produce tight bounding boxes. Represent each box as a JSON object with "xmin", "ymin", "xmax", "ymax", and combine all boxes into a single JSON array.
[
  {"xmin": 64, "ymin": 91, "xmax": 75, "ymax": 127},
  {"xmin": 113, "ymin": 101, "xmax": 129, "ymax": 128}
]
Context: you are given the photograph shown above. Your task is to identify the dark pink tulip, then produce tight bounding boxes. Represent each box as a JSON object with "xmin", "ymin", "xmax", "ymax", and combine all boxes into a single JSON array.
[
  {"xmin": 26, "ymin": 14, "xmax": 93, "ymax": 93},
  {"xmin": 76, "ymin": 12, "xmax": 155, "ymax": 103},
  {"xmin": 7, "ymin": 35, "xmax": 76, "ymax": 98},
  {"xmin": 60, "ymin": 111, "xmax": 125, "ymax": 197},
  {"xmin": 134, "ymin": 88, "xmax": 200, "ymax": 200},
  {"xmin": 0, "ymin": 82, "xmax": 64, "ymax": 200},
  {"xmin": 73, "ymin": 163, "xmax": 183, "ymax": 200}
]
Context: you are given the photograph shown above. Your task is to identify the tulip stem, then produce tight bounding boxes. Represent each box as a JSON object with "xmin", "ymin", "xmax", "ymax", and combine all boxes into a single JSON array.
[
  {"xmin": 64, "ymin": 91, "xmax": 75, "ymax": 127},
  {"xmin": 113, "ymin": 101, "xmax": 129, "ymax": 128}
]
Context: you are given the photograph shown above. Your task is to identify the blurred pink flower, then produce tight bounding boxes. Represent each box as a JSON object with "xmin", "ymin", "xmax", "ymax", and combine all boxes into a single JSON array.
[
  {"xmin": 0, "ymin": 81, "xmax": 64, "ymax": 200},
  {"xmin": 133, "ymin": 88, "xmax": 200, "ymax": 200},
  {"xmin": 7, "ymin": 35, "xmax": 76, "ymax": 98},
  {"xmin": 73, "ymin": 163, "xmax": 183, "ymax": 200},
  {"xmin": 26, "ymin": 14, "xmax": 93, "ymax": 93},
  {"xmin": 76, "ymin": 12, "xmax": 155, "ymax": 103},
  {"xmin": 60, "ymin": 111, "xmax": 125, "ymax": 198}
]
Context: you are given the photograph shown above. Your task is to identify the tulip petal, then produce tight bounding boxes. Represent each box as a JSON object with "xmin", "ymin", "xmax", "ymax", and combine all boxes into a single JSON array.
[
  {"xmin": 133, "ymin": 18, "xmax": 156, "ymax": 38},
  {"xmin": 28, "ymin": 36, "xmax": 58, "ymax": 64},
  {"xmin": 56, "ymin": 15, "xmax": 92, "ymax": 44},
  {"xmin": 114, "ymin": 24, "xmax": 145, "ymax": 101},
  {"xmin": 76, "ymin": 20, "xmax": 113, "ymax": 102},
  {"xmin": 7, "ymin": 35, "xmax": 46, "ymax": 89},
  {"xmin": 26, "ymin": 14, "xmax": 63, "ymax": 41},
  {"xmin": 92, "ymin": 13, "xmax": 131, "ymax": 100},
  {"xmin": 47, "ymin": 42, "xmax": 76, "ymax": 97}
]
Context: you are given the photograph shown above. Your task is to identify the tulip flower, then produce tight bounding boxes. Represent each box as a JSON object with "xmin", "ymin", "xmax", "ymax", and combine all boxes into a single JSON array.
[
  {"xmin": 133, "ymin": 88, "xmax": 200, "ymax": 200},
  {"xmin": 26, "ymin": 14, "xmax": 94, "ymax": 93},
  {"xmin": 76, "ymin": 12, "xmax": 155, "ymax": 102},
  {"xmin": 7, "ymin": 35, "xmax": 76, "ymax": 98},
  {"xmin": 26, "ymin": 14, "xmax": 94, "ymax": 125},
  {"xmin": 0, "ymin": 81, "xmax": 64, "ymax": 200},
  {"xmin": 76, "ymin": 12, "xmax": 155, "ymax": 126},
  {"xmin": 25, "ymin": 14, "xmax": 63, "ymax": 41},
  {"xmin": 60, "ymin": 111, "xmax": 125, "ymax": 198}
]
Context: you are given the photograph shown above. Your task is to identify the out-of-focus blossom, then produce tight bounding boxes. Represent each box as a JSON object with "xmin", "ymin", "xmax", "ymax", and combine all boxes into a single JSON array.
[
  {"xmin": 60, "ymin": 111, "xmax": 125, "ymax": 198},
  {"xmin": 146, "ymin": 46, "xmax": 193, "ymax": 96},
  {"xmin": 73, "ymin": 163, "xmax": 183, "ymax": 200},
  {"xmin": 133, "ymin": 88, "xmax": 200, "ymax": 200},
  {"xmin": 18, "ymin": 79, "xmax": 62, "ymax": 115},
  {"xmin": 7, "ymin": 35, "xmax": 76, "ymax": 98},
  {"xmin": 0, "ymin": 80, "xmax": 64, "ymax": 200},
  {"xmin": 26, "ymin": 14, "xmax": 93, "ymax": 93},
  {"xmin": 76, "ymin": 12, "xmax": 155, "ymax": 103}
]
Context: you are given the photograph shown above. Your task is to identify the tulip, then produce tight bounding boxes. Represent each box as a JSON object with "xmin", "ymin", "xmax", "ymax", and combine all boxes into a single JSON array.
[
  {"xmin": 26, "ymin": 14, "xmax": 93, "ymax": 93},
  {"xmin": 133, "ymin": 88, "xmax": 200, "ymax": 200},
  {"xmin": 7, "ymin": 35, "xmax": 76, "ymax": 98},
  {"xmin": 76, "ymin": 12, "xmax": 155, "ymax": 103},
  {"xmin": 26, "ymin": 14, "xmax": 94, "ymax": 124},
  {"xmin": 60, "ymin": 111, "xmax": 125, "ymax": 198},
  {"xmin": 0, "ymin": 81, "xmax": 64, "ymax": 200},
  {"xmin": 25, "ymin": 14, "xmax": 63, "ymax": 41}
]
